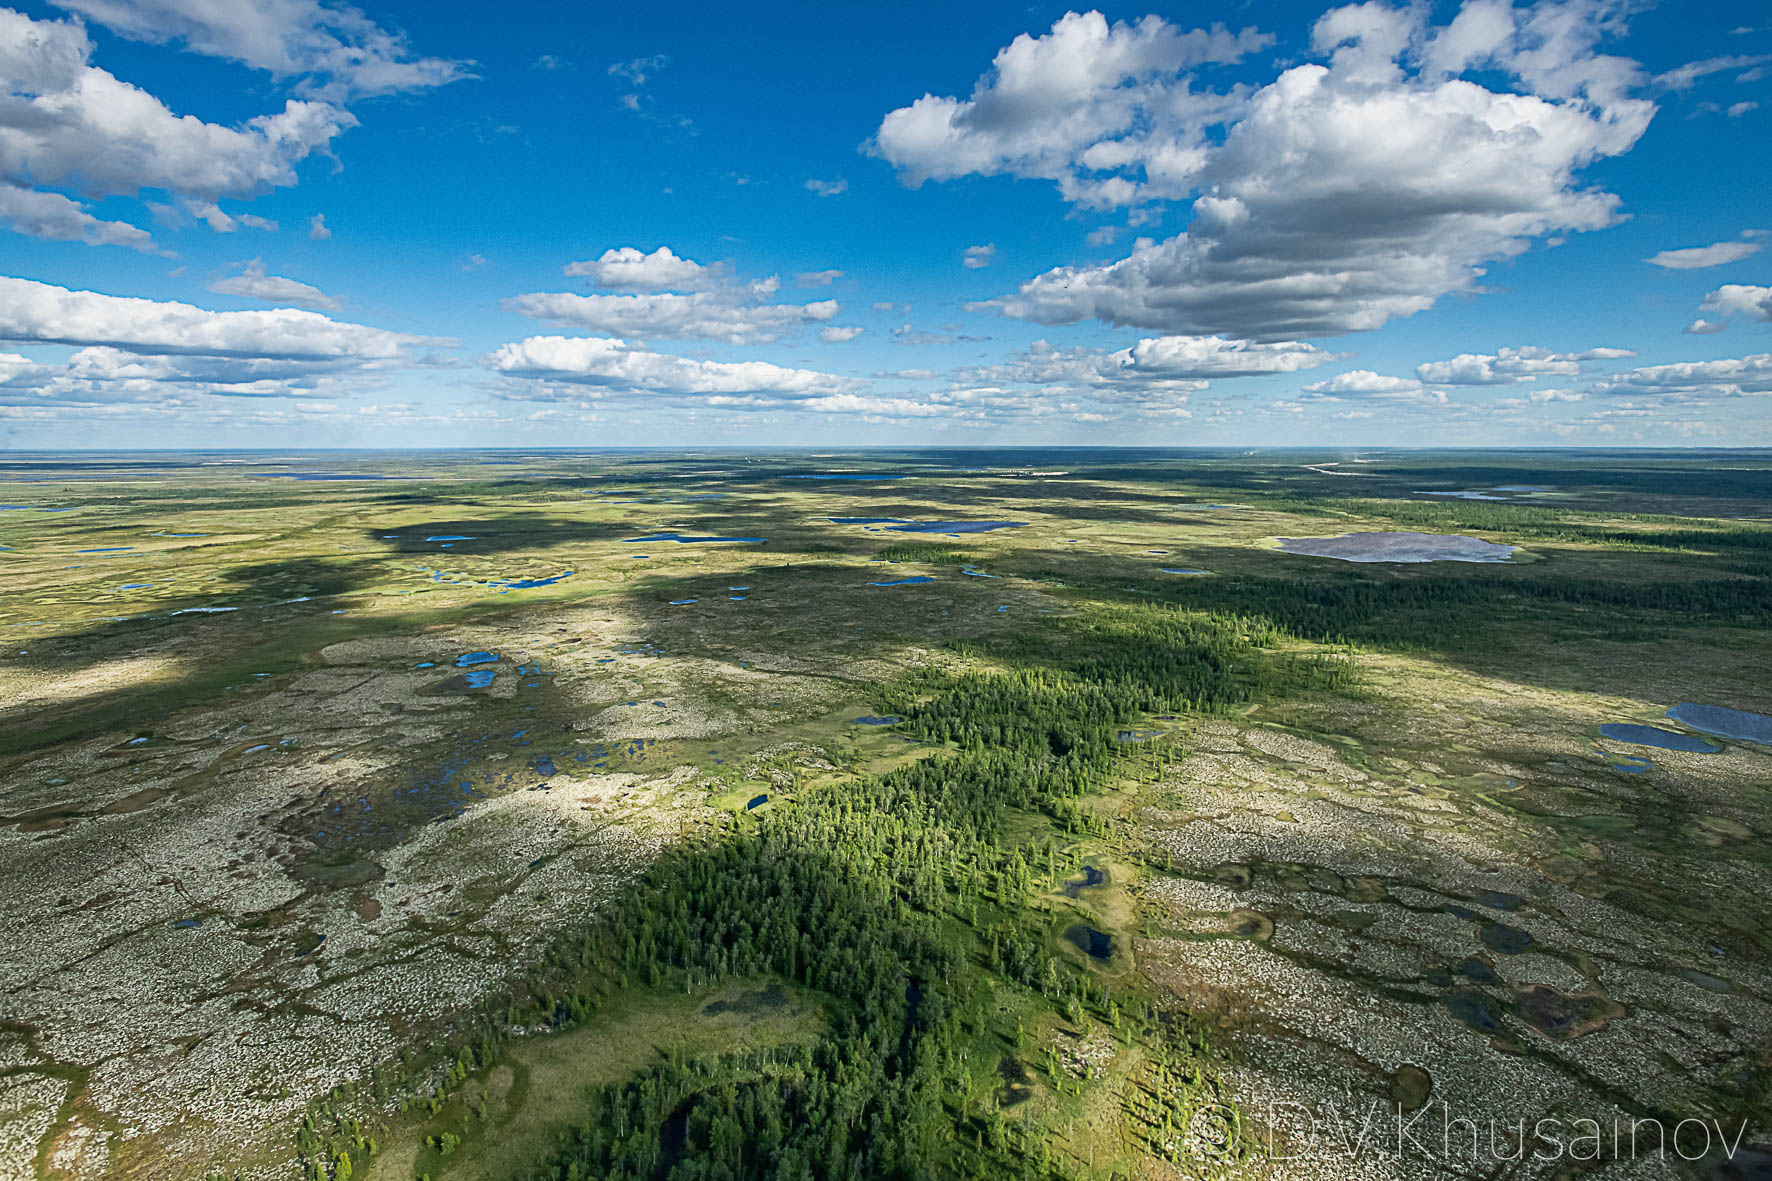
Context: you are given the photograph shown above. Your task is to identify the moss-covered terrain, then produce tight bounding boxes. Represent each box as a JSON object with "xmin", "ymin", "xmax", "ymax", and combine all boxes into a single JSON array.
[{"xmin": 1, "ymin": 448, "xmax": 1768, "ymax": 1180}]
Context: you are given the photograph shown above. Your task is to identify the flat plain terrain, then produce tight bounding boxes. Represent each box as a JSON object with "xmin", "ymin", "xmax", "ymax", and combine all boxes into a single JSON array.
[{"xmin": 1, "ymin": 448, "xmax": 1768, "ymax": 1180}]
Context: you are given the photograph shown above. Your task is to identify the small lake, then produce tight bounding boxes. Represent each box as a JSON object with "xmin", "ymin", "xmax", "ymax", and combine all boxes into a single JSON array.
[
  {"xmin": 500, "ymin": 571, "xmax": 573, "ymax": 589},
  {"xmin": 1666, "ymin": 702, "xmax": 1772, "ymax": 744},
  {"xmin": 1063, "ymin": 865, "xmax": 1107, "ymax": 898},
  {"xmin": 853, "ymin": 715, "xmax": 903, "ymax": 725},
  {"xmin": 1598, "ymin": 723, "xmax": 1720, "ymax": 753},
  {"xmin": 625, "ymin": 533, "xmax": 766, "ymax": 544},
  {"xmin": 829, "ymin": 517, "xmax": 908, "ymax": 524},
  {"xmin": 463, "ymin": 670, "xmax": 494, "ymax": 689},
  {"xmin": 1159, "ymin": 568, "xmax": 1207, "ymax": 575},
  {"xmin": 424, "ymin": 534, "xmax": 476, "ymax": 542},
  {"xmin": 455, "ymin": 651, "xmax": 498, "ymax": 667},
  {"xmin": 785, "ymin": 474, "xmax": 906, "ymax": 481},
  {"xmin": 1278, "ymin": 531, "xmax": 1515, "ymax": 563},
  {"xmin": 869, "ymin": 576, "xmax": 933, "ymax": 586},
  {"xmin": 1413, "ymin": 490, "xmax": 1510, "ymax": 501},
  {"xmin": 1064, "ymin": 924, "xmax": 1113, "ymax": 961},
  {"xmin": 885, "ymin": 521, "xmax": 1027, "ymax": 534}
]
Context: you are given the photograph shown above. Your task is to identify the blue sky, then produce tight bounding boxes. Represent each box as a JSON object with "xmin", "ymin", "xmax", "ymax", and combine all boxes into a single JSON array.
[{"xmin": 1, "ymin": 0, "xmax": 1768, "ymax": 448}]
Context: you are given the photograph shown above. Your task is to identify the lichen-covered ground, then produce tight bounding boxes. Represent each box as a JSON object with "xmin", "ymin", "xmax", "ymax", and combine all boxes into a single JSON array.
[
  {"xmin": 1136, "ymin": 649, "xmax": 1772, "ymax": 1179},
  {"xmin": 2, "ymin": 448, "xmax": 1768, "ymax": 1179}
]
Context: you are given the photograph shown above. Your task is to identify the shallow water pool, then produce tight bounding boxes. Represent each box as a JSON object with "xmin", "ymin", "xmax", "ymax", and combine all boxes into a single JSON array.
[
  {"xmin": 1278, "ymin": 531, "xmax": 1515, "ymax": 564},
  {"xmin": 1666, "ymin": 702, "xmax": 1772, "ymax": 744},
  {"xmin": 1598, "ymin": 723, "xmax": 1721, "ymax": 753}
]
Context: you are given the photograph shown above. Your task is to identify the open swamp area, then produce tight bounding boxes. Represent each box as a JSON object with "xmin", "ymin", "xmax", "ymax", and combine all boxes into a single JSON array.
[{"xmin": 1, "ymin": 447, "xmax": 1769, "ymax": 1181}]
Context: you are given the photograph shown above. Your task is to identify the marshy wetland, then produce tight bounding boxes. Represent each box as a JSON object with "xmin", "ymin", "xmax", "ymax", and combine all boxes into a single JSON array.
[{"xmin": 1, "ymin": 447, "xmax": 1769, "ymax": 1180}]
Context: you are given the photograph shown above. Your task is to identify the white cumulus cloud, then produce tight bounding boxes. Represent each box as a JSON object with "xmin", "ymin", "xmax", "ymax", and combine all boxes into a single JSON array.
[
  {"xmin": 892, "ymin": 2, "xmax": 1655, "ymax": 341},
  {"xmin": 47, "ymin": 0, "xmax": 471, "ymax": 100},
  {"xmin": 208, "ymin": 259, "xmax": 341, "ymax": 310},
  {"xmin": 0, "ymin": 276, "xmax": 449, "ymax": 403},
  {"xmin": 1645, "ymin": 240, "xmax": 1763, "ymax": 269},
  {"xmin": 519, "ymin": 248, "xmax": 840, "ymax": 343},
  {"xmin": 1415, "ymin": 345, "xmax": 1632, "ymax": 385},
  {"xmin": 1301, "ymin": 370, "xmax": 1424, "ymax": 395},
  {"xmin": 562, "ymin": 246, "xmax": 717, "ymax": 291},
  {"xmin": 0, "ymin": 183, "xmax": 157, "ymax": 252},
  {"xmin": 1593, "ymin": 354, "xmax": 1772, "ymax": 397},
  {"xmin": 489, "ymin": 335, "xmax": 862, "ymax": 399},
  {"xmin": 507, "ymin": 291, "xmax": 839, "ymax": 345},
  {"xmin": 0, "ymin": 8, "xmax": 355, "ymax": 248},
  {"xmin": 963, "ymin": 335, "xmax": 1336, "ymax": 395},
  {"xmin": 1697, "ymin": 284, "xmax": 1772, "ymax": 326},
  {"xmin": 872, "ymin": 10, "xmax": 1270, "ymax": 205},
  {"xmin": 0, "ymin": 275, "xmax": 442, "ymax": 361}
]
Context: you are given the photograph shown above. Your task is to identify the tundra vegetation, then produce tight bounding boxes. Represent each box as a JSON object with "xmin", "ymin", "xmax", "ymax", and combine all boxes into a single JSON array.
[{"xmin": 1, "ymin": 448, "xmax": 1768, "ymax": 1180}]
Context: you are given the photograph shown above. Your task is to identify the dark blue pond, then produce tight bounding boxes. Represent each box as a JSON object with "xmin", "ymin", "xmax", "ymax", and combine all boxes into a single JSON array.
[
  {"xmin": 869, "ymin": 576, "xmax": 933, "ymax": 586},
  {"xmin": 1065, "ymin": 924, "xmax": 1113, "ymax": 961},
  {"xmin": 455, "ymin": 651, "xmax": 498, "ymax": 667},
  {"xmin": 829, "ymin": 517, "xmax": 909, "ymax": 524},
  {"xmin": 1481, "ymin": 923, "xmax": 1535, "ymax": 954},
  {"xmin": 463, "ymin": 669, "xmax": 495, "ymax": 689},
  {"xmin": 501, "ymin": 571, "xmax": 573, "ymax": 589},
  {"xmin": 669, "ymin": 599, "xmax": 698, "ymax": 605},
  {"xmin": 1667, "ymin": 702, "xmax": 1772, "ymax": 744},
  {"xmin": 77, "ymin": 547, "xmax": 133, "ymax": 553},
  {"xmin": 854, "ymin": 715, "xmax": 903, "ymax": 725},
  {"xmin": 1600, "ymin": 751, "xmax": 1653, "ymax": 774},
  {"xmin": 425, "ymin": 534, "xmax": 476, "ymax": 542},
  {"xmin": 624, "ymin": 533, "xmax": 766, "ymax": 544},
  {"xmin": 119, "ymin": 582, "xmax": 153, "ymax": 589},
  {"xmin": 886, "ymin": 521, "xmax": 1026, "ymax": 534},
  {"xmin": 1063, "ymin": 866, "xmax": 1107, "ymax": 898},
  {"xmin": 1160, "ymin": 568, "xmax": 1208, "ymax": 575},
  {"xmin": 747, "ymin": 793, "xmax": 769, "ymax": 809},
  {"xmin": 1599, "ymin": 723, "xmax": 1721, "ymax": 753},
  {"xmin": 785, "ymin": 474, "xmax": 906, "ymax": 481}
]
